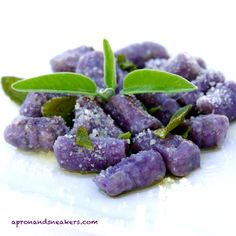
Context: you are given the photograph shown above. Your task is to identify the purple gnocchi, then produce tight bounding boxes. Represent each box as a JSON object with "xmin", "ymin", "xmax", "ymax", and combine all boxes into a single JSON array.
[
  {"xmin": 116, "ymin": 68, "xmax": 128, "ymax": 92},
  {"xmin": 183, "ymin": 114, "xmax": 229, "ymax": 148},
  {"xmin": 195, "ymin": 57, "xmax": 207, "ymax": 69},
  {"xmin": 137, "ymin": 93, "xmax": 180, "ymax": 125},
  {"xmin": 174, "ymin": 70, "xmax": 225, "ymax": 107},
  {"xmin": 105, "ymin": 95, "xmax": 162, "ymax": 134},
  {"xmin": 53, "ymin": 135, "xmax": 128, "ymax": 172},
  {"xmin": 4, "ymin": 116, "xmax": 69, "ymax": 150},
  {"xmin": 94, "ymin": 150, "xmax": 166, "ymax": 196},
  {"xmin": 164, "ymin": 53, "xmax": 202, "ymax": 80},
  {"xmin": 197, "ymin": 81, "xmax": 236, "ymax": 121},
  {"xmin": 76, "ymin": 51, "xmax": 104, "ymax": 88},
  {"xmin": 194, "ymin": 70, "xmax": 225, "ymax": 93},
  {"xmin": 145, "ymin": 58, "xmax": 167, "ymax": 70},
  {"xmin": 175, "ymin": 90, "xmax": 202, "ymax": 107},
  {"xmin": 115, "ymin": 42, "xmax": 169, "ymax": 68},
  {"xmin": 70, "ymin": 96, "xmax": 122, "ymax": 138},
  {"xmin": 20, "ymin": 92, "xmax": 59, "ymax": 117},
  {"xmin": 132, "ymin": 130, "xmax": 200, "ymax": 177},
  {"xmin": 145, "ymin": 56, "xmax": 206, "ymax": 72},
  {"xmin": 50, "ymin": 46, "xmax": 93, "ymax": 72}
]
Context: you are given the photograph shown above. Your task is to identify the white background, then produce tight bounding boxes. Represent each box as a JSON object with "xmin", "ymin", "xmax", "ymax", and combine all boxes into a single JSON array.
[{"xmin": 0, "ymin": 0, "xmax": 236, "ymax": 236}]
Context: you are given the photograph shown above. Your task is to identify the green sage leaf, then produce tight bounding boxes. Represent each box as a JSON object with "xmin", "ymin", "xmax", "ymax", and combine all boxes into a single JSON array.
[
  {"xmin": 117, "ymin": 54, "xmax": 137, "ymax": 72},
  {"xmin": 103, "ymin": 39, "xmax": 116, "ymax": 90},
  {"xmin": 12, "ymin": 72, "xmax": 98, "ymax": 96},
  {"xmin": 41, "ymin": 96, "xmax": 77, "ymax": 127},
  {"xmin": 148, "ymin": 105, "xmax": 162, "ymax": 115},
  {"xmin": 1, "ymin": 76, "xmax": 27, "ymax": 104},
  {"xmin": 118, "ymin": 131, "xmax": 132, "ymax": 139},
  {"xmin": 182, "ymin": 126, "xmax": 192, "ymax": 139},
  {"xmin": 123, "ymin": 69, "xmax": 198, "ymax": 95},
  {"xmin": 154, "ymin": 104, "xmax": 192, "ymax": 139},
  {"xmin": 75, "ymin": 126, "xmax": 93, "ymax": 150}
]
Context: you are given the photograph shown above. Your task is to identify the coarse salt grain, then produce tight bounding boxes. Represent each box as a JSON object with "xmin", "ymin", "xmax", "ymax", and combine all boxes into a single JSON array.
[{"xmin": 150, "ymin": 139, "xmax": 156, "ymax": 145}]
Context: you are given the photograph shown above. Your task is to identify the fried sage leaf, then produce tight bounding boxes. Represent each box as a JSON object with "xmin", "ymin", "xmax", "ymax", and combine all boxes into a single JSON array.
[
  {"xmin": 41, "ymin": 96, "xmax": 77, "ymax": 126},
  {"xmin": 1, "ymin": 76, "xmax": 27, "ymax": 104},
  {"xmin": 154, "ymin": 104, "xmax": 192, "ymax": 139},
  {"xmin": 117, "ymin": 54, "xmax": 137, "ymax": 72},
  {"xmin": 118, "ymin": 131, "xmax": 132, "ymax": 139},
  {"xmin": 75, "ymin": 126, "xmax": 94, "ymax": 150},
  {"xmin": 182, "ymin": 126, "xmax": 192, "ymax": 139},
  {"xmin": 148, "ymin": 105, "xmax": 162, "ymax": 115}
]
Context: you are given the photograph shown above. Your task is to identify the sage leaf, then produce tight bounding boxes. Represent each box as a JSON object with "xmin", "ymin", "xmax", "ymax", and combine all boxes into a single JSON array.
[
  {"xmin": 1, "ymin": 76, "xmax": 27, "ymax": 104},
  {"xmin": 123, "ymin": 69, "xmax": 198, "ymax": 95},
  {"xmin": 182, "ymin": 126, "xmax": 192, "ymax": 139},
  {"xmin": 12, "ymin": 72, "xmax": 98, "ymax": 96},
  {"xmin": 117, "ymin": 54, "xmax": 137, "ymax": 72},
  {"xmin": 148, "ymin": 105, "xmax": 162, "ymax": 115},
  {"xmin": 75, "ymin": 126, "xmax": 93, "ymax": 150},
  {"xmin": 118, "ymin": 131, "xmax": 132, "ymax": 139},
  {"xmin": 103, "ymin": 39, "xmax": 116, "ymax": 90},
  {"xmin": 154, "ymin": 104, "xmax": 192, "ymax": 139},
  {"xmin": 41, "ymin": 96, "xmax": 77, "ymax": 127}
]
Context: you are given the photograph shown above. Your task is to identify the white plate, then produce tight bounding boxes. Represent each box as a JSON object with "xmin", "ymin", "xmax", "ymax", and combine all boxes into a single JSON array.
[{"xmin": 1, "ymin": 78, "xmax": 236, "ymax": 236}]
